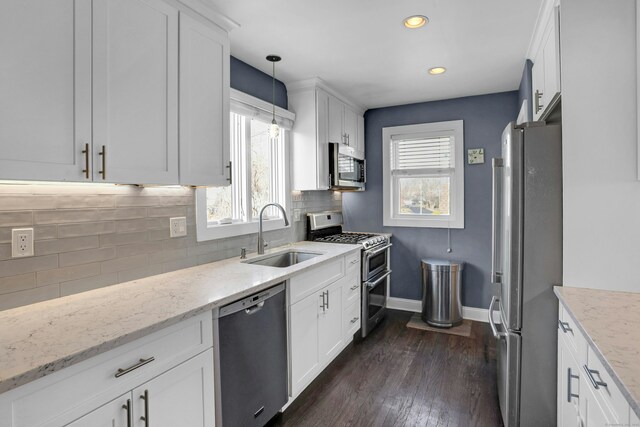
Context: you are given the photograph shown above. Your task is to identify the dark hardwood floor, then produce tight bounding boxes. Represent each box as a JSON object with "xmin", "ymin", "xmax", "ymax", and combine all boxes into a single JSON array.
[{"xmin": 269, "ymin": 310, "xmax": 503, "ymax": 427}]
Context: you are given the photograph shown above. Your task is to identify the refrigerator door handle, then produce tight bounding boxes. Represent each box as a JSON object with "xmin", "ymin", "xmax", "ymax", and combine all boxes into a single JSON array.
[
  {"xmin": 491, "ymin": 158, "xmax": 504, "ymax": 284},
  {"xmin": 488, "ymin": 296, "xmax": 507, "ymax": 339}
]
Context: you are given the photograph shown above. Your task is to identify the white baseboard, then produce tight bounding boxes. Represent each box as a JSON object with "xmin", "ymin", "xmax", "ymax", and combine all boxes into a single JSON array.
[{"xmin": 386, "ymin": 296, "xmax": 500, "ymax": 324}]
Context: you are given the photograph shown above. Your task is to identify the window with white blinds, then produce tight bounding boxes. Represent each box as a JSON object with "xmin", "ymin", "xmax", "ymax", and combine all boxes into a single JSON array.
[{"xmin": 383, "ymin": 120, "xmax": 465, "ymax": 229}]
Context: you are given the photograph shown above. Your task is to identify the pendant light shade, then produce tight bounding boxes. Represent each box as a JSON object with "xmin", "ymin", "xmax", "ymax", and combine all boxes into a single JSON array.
[{"xmin": 266, "ymin": 54, "xmax": 281, "ymax": 140}]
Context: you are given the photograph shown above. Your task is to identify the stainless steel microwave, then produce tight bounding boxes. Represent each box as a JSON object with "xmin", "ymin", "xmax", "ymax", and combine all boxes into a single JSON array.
[{"xmin": 328, "ymin": 143, "xmax": 366, "ymax": 191}]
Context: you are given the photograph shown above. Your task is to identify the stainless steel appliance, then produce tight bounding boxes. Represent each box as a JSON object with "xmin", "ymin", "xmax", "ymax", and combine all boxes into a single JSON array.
[
  {"xmin": 213, "ymin": 283, "xmax": 287, "ymax": 427},
  {"xmin": 490, "ymin": 121, "xmax": 562, "ymax": 427},
  {"xmin": 328, "ymin": 143, "xmax": 366, "ymax": 190},
  {"xmin": 307, "ymin": 211, "xmax": 391, "ymax": 337}
]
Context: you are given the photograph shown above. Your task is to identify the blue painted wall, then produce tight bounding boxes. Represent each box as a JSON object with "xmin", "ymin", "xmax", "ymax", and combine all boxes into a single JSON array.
[
  {"xmin": 342, "ymin": 91, "xmax": 519, "ymax": 309},
  {"xmin": 230, "ymin": 56, "xmax": 288, "ymax": 109},
  {"xmin": 518, "ymin": 59, "xmax": 533, "ymax": 122}
]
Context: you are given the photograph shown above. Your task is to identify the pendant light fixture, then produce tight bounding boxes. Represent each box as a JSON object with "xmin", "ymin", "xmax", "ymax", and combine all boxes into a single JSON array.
[{"xmin": 266, "ymin": 54, "xmax": 281, "ymax": 140}]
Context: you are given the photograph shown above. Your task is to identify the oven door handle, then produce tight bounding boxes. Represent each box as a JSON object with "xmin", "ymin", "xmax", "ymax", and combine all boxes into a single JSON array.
[
  {"xmin": 364, "ymin": 243, "xmax": 392, "ymax": 259},
  {"xmin": 365, "ymin": 270, "xmax": 392, "ymax": 289}
]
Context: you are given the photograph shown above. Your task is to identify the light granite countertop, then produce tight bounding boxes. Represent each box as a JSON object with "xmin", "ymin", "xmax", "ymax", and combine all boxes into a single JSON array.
[
  {"xmin": 0, "ymin": 241, "xmax": 361, "ymax": 394},
  {"xmin": 554, "ymin": 286, "xmax": 640, "ymax": 418}
]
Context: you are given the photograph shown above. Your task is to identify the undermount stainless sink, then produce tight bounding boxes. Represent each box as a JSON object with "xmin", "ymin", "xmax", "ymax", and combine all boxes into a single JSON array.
[{"xmin": 243, "ymin": 250, "xmax": 321, "ymax": 268}]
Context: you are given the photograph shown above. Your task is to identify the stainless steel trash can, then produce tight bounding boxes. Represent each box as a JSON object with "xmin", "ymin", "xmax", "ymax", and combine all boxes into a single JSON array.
[{"xmin": 421, "ymin": 259, "xmax": 464, "ymax": 328}]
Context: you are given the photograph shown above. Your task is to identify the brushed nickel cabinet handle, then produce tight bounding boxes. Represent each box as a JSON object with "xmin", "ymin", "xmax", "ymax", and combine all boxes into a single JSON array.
[
  {"xmin": 82, "ymin": 143, "xmax": 89, "ymax": 179},
  {"xmin": 140, "ymin": 389, "xmax": 149, "ymax": 426},
  {"xmin": 350, "ymin": 284, "xmax": 359, "ymax": 291},
  {"xmin": 567, "ymin": 367, "xmax": 580, "ymax": 402},
  {"xmin": 583, "ymin": 365, "xmax": 607, "ymax": 389},
  {"xmin": 350, "ymin": 317, "xmax": 359, "ymax": 324},
  {"xmin": 349, "ymin": 259, "xmax": 359, "ymax": 265},
  {"xmin": 325, "ymin": 290, "xmax": 329, "ymax": 310},
  {"xmin": 226, "ymin": 161, "xmax": 232, "ymax": 184},
  {"xmin": 535, "ymin": 89, "xmax": 544, "ymax": 113},
  {"xmin": 320, "ymin": 292, "xmax": 326, "ymax": 312},
  {"xmin": 558, "ymin": 320, "xmax": 573, "ymax": 333},
  {"xmin": 115, "ymin": 357, "xmax": 155, "ymax": 378},
  {"xmin": 122, "ymin": 399, "xmax": 132, "ymax": 427},
  {"xmin": 98, "ymin": 145, "xmax": 106, "ymax": 180}
]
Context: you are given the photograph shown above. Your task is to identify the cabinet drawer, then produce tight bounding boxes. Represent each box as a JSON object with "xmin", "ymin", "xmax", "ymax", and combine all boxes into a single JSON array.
[
  {"xmin": 345, "ymin": 251, "xmax": 360, "ymax": 275},
  {"xmin": 558, "ymin": 304, "xmax": 587, "ymax": 364},
  {"xmin": 344, "ymin": 300, "xmax": 361, "ymax": 338},
  {"xmin": 342, "ymin": 271, "xmax": 360, "ymax": 306},
  {"xmin": 584, "ymin": 346, "xmax": 630, "ymax": 426},
  {"xmin": 290, "ymin": 257, "xmax": 345, "ymax": 305},
  {"xmin": 2, "ymin": 312, "xmax": 212, "ymax": 427}
]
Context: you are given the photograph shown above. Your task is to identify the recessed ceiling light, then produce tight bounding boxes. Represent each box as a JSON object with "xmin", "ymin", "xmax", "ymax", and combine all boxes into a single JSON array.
[
  {"xmin": 428, "ymin": 67, "xmax": 446, "ymax": 75},
  {"xmin": 404, "ymin": 15, "xmax": 428, "ymax": 29}
]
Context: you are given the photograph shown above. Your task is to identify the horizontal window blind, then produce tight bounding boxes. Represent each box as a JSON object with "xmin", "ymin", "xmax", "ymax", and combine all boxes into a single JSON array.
[{"xmin": 391, "ymin": 136, "xmax": 454, "ymax": 175}]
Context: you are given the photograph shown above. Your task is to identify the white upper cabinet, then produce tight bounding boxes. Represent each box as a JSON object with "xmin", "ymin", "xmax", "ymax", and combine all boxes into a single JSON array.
[
  {"xmin": 289, "ymin": 78, "xmax": 365, "ymax": 190},
  {"xmin": 0, "ymin": 0, "xmax": 233, "ymax": 185},
  {"xmin": 532, "ymin": 2, "xmax": 561, "ymax": 120},
  {"xmin": 0, "ymin": 0, "xmax": 92, "ymax": 182},
  {"xmin": 179, "ymin": 13, "xmax": 230, "ymax": 186},
  {"xmin": 93, "ymin": 0, "xmax": 179, "ymax": 184}
]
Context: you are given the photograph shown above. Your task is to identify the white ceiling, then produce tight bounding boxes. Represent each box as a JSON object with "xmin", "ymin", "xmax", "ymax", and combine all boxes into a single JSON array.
[{"xmin": 208, "ymin": 0, "xmax": 544, "ymax": 110}]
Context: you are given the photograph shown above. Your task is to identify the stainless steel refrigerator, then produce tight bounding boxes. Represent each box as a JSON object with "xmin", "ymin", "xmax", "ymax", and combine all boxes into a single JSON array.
[{"xmin": 489, "ymin": 121, "xmax": 562, "ymax": 427}]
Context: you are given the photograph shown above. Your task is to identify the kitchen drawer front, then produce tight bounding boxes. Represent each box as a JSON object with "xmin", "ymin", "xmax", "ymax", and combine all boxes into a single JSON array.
[
  {"xmin": 343, "ymin": 300, "xmax": 361, "ymax": 338},
  {"xmin": 342, "ymin": 270, "xmax": 361, "ymax": 306},
  {"xmin": 345, "ymin": 251, "xmax": 360, "ymax": 275},
  {"xmin": 584, "ymin": 346, "xmax": 630, "ymax": 426},
  {"xmin": 2, "ymin": 312, "xmax": 213, "ymax": 427},
  {"xmin": 290, "ymin": 257, "xmax": 345, "ymax": 305},
  {"xmin": 558, "ymin": 304, "xmax": 587, "ymax": 364}
]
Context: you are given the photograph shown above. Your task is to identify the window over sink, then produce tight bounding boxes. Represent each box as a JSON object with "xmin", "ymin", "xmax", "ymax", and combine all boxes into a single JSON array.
[
  {"xmin": 196, "ymin": 90, "xmax": 294, "ymax": 241},
  {"xmin": 382, "ymin": 120, "xmax": 464, "ymax": 229}
]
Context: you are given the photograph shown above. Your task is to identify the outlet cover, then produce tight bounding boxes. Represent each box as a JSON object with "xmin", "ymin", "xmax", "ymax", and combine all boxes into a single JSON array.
[
  {"xmin": 467, "ymin": 148, "xmax": 485, "ymax": 165},
  {"xmin": 169, "ymin": 217, "xmax": 187, "ymax": 238},
  {"xmin": 12, "ymin": 228, "xmax": 34, "ymax": 258},
  {"xmin": 293, "ymin": 209, "xmax": 302, "ymax": 222}
]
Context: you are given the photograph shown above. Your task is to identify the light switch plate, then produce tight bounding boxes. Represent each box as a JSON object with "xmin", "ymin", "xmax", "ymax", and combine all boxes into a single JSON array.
[
  {"xmin": 467, "ymin": 148, "xmax": 485, "ymax": 165},
  {"xmin": 12, "ymin": 228, "xmax": 34, "ymax": 258},
  {"xmin": 169, "ymin": 217, "xmax": 187, "ymax": 238}
]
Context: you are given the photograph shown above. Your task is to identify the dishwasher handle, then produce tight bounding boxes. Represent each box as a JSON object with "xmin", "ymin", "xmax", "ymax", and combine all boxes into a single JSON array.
[{"xmin": 245, "ymin": 301, "xmax": 265, "ymax": 315}]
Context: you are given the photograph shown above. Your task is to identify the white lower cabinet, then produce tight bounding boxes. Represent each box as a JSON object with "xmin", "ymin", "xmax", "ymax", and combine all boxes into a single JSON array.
[
  {"xmin": 557, "ymin": 305, "xmax": 633, "ymax": 427},
  {"xmin": 0, "ymin": 312, "xmax": 214, "ymax": 427},
  {"xmin": 289, "ymin": 251, "xmax": 361, "ymax": 399},
  {"xmin": 66, "ymin": 393, "xmax": 130, "ymax": 427}
]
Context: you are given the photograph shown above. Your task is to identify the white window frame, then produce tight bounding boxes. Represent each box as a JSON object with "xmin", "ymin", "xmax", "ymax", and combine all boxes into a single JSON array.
[
  {"xmin": 196, "ymin": 89, "xmax": 295, "ymax": 242},
  {"xmin": 382, "ymin": 120, "xmax": 465, "ymax": 229}
]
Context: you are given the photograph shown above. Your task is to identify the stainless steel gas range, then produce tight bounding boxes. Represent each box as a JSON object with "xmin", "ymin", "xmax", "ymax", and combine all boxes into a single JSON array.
[{"xmin": 307, "ymin": 211, "xmax": 391, "ymax": 338}]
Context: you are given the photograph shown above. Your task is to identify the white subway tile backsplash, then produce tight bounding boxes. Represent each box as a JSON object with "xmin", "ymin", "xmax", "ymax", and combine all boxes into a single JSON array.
[{"xmin": 0, "ymin": 185, "xmax": 338, "ymax": 310}]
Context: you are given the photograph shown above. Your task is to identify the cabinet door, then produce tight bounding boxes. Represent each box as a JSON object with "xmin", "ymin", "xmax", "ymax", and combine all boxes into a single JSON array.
[
  {"xmin": 355, "ymin": 114, "xmax": 365, "ymax": 160},
  {"xmin": 93, "ymin": 0, "xmax": 179, "ymax": 184},
  {"xmin": 328, "ymin": 95, "xmax": 344, "ymax": 144},
  {"xmin": 531, "ymin": 50, "xmax": 545, "ymax": 121},
  {"xmin": 319, "ymin": 280, "xmax": 344, "ymax": 364},
  {"xmin": 316, "ymin": 89, "xmax": 330, "ymax": 189},
  {"xmin": 179, "ymin": 13, "xmax": 230, "ymax": 186},
  {"xmin": 542, "ymin": 7, "xmax": 561, "ymax": 108},
  {"xmin": 290, "ymin": 291, "xmax": 322, "ymax": 396},
  {"xmin": 558, "ymin": 335, "xmax": 580, "ymax": 427},
  {"xmin": 66, "ymin": 393, "xmax": 130, "ymax": 427},
  {"xmin": 580, "ymin": 375, "xmax": 613, "ymax": 427},
  {"xmin": 343, "ymin": 106, "xmax": 358, "ymax": 149},
  {"xmin": 133, "ymin": 349, "xmax": 215, "ymax": 427},
  {"xmin": 0, "ymin": 0, "xmax": 91, "ymax": 182}
]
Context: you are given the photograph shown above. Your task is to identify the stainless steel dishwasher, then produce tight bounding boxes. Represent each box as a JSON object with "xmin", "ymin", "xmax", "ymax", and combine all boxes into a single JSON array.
[{"xmin": 213, "ymin": 283, "xmax": 287, "ymax": 427}]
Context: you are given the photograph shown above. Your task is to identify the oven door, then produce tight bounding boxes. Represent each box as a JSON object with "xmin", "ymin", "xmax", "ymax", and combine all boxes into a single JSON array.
[
  {"xmin": 363, "ymin": 243, "xmax": 392, "ymax": 281},
  {"xmin": 362, "ymin": 269, "xmax": 391, "ymax": 338}
]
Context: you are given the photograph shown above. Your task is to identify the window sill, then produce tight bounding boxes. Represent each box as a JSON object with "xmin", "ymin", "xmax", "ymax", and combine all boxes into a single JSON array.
[
  {"xmin": 383, "ymin": 216, "xmax": 464, "ymax": 229},
  {"xmin": 196, "ymin": 217, "xmax": 290, "ymax": 242}
]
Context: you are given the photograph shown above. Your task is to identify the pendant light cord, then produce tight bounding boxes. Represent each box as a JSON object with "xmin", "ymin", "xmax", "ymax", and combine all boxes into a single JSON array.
[{"xmin": 272, "ymin": 61, "xmax": 276, "ymax": 120}]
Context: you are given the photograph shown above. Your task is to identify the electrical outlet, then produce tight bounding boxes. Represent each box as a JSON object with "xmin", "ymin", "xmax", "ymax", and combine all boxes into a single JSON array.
[
  {"xmin": 12, "ymin": 228, "xmax": 34, "ymax": 258},
  {"xmin": 169, "ymin": 217, "xmax": 187, "ymax": 238},
  {"xmin": 293, "ymin": 209, "xmax": 302, "ymax": 222}
]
